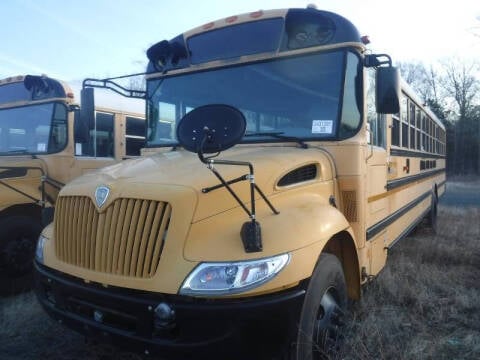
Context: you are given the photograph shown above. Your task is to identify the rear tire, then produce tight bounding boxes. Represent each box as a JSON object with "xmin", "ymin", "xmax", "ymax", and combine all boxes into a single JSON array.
[
  {"xmin": 426, "ymin": 192, "xmax": 438, "ymax": 233},
  {"xmin": 0, "ymin": 216, "xmax": 42, "ymax": 294},
  {"xmin": 292, "ymin": 253, "xmax": 347, "ymax": 360}
]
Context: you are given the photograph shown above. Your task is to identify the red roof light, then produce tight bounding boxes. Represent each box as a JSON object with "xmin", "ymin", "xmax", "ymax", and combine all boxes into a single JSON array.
[
  {"xmin": 361, "ymin": 35, "xmax": 370, "ymax": 45},
  {"xmin": 250, "ymin": 10, "xmax": 263, "ymax": 18},
  {"xmin": 225, "ymin": 16, "xmax": 238, "ymax": 23},
  {"xmin": 202, "ymin": 22, "xmax": 215, "ymax": 30}
]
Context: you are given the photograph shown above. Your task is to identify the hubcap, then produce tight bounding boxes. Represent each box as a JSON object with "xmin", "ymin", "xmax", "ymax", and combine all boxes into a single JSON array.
[{"xmin": 312, "ymin": 290, "xmax": 344, "ymax": 359}]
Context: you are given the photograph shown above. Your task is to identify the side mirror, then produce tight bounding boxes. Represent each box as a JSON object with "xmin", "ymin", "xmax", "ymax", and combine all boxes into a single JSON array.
[
  {"xmin": 376, "ymin": 67, "xmax": 400, "ymax": 114},
  {"xmin": 73, "ymin": 109, "xmax": 90, "ymax": 144},
  {"xmin": 80, "ymin": 87, "xmax": 95, "ymax": 130}
]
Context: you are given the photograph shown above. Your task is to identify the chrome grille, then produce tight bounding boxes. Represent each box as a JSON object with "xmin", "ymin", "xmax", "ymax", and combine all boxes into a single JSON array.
[{"xmin": 55, "ymin": 196, "xmax": 171, "ymax": 277}]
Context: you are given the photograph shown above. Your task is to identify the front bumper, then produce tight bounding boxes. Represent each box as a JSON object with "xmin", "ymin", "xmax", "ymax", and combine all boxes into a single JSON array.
[{"xmin": 34, "ymin": 261, "xmax": 306, "ymax": 359}]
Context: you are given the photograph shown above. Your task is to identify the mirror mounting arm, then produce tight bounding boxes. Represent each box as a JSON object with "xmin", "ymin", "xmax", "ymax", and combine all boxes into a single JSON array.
[
  {"xmin": 364, "ymin": 53, "xmax": 392, "ymax": 68},
  {"xmin": 197, "ymin": 129, "xmax": 279, "ymax": 253},
  {"xmin": 177, "ymin": 105, "xmax": 280, "ymax": 253}
]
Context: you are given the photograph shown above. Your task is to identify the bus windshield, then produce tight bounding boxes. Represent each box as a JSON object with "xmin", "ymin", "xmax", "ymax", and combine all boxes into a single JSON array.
[
  {"xmin": 0, "ymin": 102, "xmax": 68, "ymax": 155},
  {"xmin": 146, "ymin": 49, "xmax": 361, "ymax": 146}
]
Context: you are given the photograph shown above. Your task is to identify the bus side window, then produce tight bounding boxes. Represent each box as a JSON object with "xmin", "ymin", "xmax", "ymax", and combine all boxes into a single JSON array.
[
  {"xmin": 391, "ymin": 115, "xmax": 400, "ymax": 146},
  {"xmin": 366, "ymin": 69, "xmax": 386, "ymax": 148},
  {"xmin": 126, "ymin": 116, "xmax": 145, "ymax": 156},
  {"xmin": 75, "ymin": 112, "xmax": 114, "ymax": 157},
  {"xmin": 94, "ymin": 112, "xmax": 114, "ymax": 157}
]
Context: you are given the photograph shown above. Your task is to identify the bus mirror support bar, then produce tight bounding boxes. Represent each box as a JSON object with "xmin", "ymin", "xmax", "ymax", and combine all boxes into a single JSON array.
[
  {"xmin": 364, "ymin": 53, "xmax": 392, "ymax": 68},
  {"xmin": 197, "ymin": 127, "xmax": 279, "ymax": 253},
  {"xmin": 79, "ymin": 74, "xmax": 148, "ymax": 141},
  {"xmin": 82, "ymin": 77, "xmax": 147, "ymax": 100}
]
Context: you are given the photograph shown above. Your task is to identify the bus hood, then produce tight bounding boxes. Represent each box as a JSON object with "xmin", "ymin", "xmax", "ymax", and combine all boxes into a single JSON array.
[{"xmin": 62, "ymin": 145, "xmax": 334, "ymax": 222}]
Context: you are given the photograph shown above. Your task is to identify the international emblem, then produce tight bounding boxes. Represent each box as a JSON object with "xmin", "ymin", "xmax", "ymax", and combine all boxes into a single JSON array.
[{"xmin": 95, "ymin": 185, "xmax": 110, "ymax": 207}]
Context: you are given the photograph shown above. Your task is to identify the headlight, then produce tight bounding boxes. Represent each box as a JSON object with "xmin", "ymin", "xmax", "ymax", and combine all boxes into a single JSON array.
[
  {"xmin": 35, "ymin": 234, "xmax": 48, "ymax": 264},
  {"xmin": 180, "ymin": 253, "xmax": 290, "ymax": 296}
]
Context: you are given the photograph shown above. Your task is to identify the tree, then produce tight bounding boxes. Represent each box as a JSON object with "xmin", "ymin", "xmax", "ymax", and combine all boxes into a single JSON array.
[
  {"xmin": 397, "ymin": 61, "xmax": 431, "ymax": 101},
  {"xmin": 398, "ymin": 58, "xmax": 480, "ymax": 176},
  {"xmin": 397, "ymin": 61, "xmax": 443, "ymax": 115},
  {"xmin": 439, "ymin": 58, "xmax": 480, "ymax": 175}
]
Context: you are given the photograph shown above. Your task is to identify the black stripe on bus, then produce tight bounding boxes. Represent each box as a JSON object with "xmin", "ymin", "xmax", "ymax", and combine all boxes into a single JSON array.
[
  {"xmin": 386, "ymin": 205, "xmax": 430, "ymax": 249},
  {"xmin": 390, "ymin": 148, "xmax": 446, "ymax": 159},
  {"xmin": 0, "ymin": 167, "xmax": 28, "ymax": 179},
  {"xmin": 438, "ymin": 180, "xmax": 446, "ymax": 189},
  {"xmin": 386, "ymin": 169, "xmax": 445, "ymax": 191},
  {"xmin": 438, "ymin": 180, "xmax": 447, "ymax": 199},
  {"xmin": 366, "ymin": 190, "xmax": 431, "ymax": 240},
  {"xmin": 44, "ymin": 177, "xmax": 64, "ymax": 190},
  {"xmin": 0, "ymin": 166, "xmax": 64, "ymax": 189}
]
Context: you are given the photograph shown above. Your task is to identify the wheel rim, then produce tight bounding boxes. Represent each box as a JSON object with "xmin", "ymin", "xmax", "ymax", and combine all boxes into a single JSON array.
[{"xmin": 312, "ymin": 288, "xmax": 344, "ymax": 359}]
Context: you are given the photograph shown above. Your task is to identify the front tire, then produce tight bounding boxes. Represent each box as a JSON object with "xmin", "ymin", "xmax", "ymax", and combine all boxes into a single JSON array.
[
  {"xmin": 0, "ymin": 216, "xmax": 42, "ymax": 278},
  {"xmin": 293, "ymin": 253, "xmax": 347, "ymax": 360}
]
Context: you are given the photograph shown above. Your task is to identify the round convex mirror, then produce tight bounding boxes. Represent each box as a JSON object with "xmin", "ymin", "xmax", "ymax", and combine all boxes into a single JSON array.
[{"xmin": 176, "ymin": 104, "xmax": 246, "ymax": 154}]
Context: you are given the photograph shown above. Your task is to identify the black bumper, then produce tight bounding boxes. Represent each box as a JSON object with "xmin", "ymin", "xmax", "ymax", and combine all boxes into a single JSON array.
[{"xmin": 34, "ymin": 261, "xmax": 306, "ymax": 359}]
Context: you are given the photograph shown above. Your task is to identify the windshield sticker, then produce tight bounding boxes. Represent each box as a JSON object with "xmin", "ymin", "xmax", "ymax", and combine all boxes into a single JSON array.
[
  {"xmin": 75, "ymin": 143, "xmax": 82, "ymax": 155},
  {"xmin": 37, "ymin": 143, "xmax": 46, "ymax": 152},
  {"xmin": 312, "ymin": 120, "xmax": 333, "ymax": 134}
]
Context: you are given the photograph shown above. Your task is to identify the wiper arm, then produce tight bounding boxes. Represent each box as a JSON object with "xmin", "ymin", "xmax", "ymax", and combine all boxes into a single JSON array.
[
  {"xmin": 244, "ymin": 132, "xmax": 308, "ymax": 149},
  {"xmin": 5, "ymin": 148, "xmax": 29, "ymax": 154}
]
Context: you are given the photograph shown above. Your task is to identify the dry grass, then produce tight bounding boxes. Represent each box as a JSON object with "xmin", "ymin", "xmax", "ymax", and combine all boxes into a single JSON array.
[
  {"xmin": 446, "ymin": 177, "xmax": 480, "ymax": 192},
  {"xmin": 339, "ymin": 205, "xmax": 480, "ymax": 360},
  {"xmin": 0, "ymin": 290, "xmax": 144, "ymax": 360},
  {"xmin": 1, "ymin": 182, "xmax": 479, "ymax": 359}
]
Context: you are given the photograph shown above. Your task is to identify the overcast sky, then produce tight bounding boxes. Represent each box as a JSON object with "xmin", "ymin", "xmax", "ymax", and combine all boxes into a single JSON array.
[{"xmin": 1, "ymin": 0, "xmax": 479, "ymax": 82}]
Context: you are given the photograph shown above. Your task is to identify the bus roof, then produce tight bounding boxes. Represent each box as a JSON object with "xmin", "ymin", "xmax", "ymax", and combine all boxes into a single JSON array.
[
  {"xmin": 0, "ymin": 75, "xmax": 144, "ymax": 115},
  {"xmin": 146, "ymin": 7, "xmax": 363, "ymax": 74},
  {"xmin": 0, "ymin": 75, "xmax": 75, "ymax": 107}
]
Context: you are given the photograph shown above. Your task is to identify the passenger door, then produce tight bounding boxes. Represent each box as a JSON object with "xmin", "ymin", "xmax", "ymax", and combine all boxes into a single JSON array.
[
  {"xmin": 365, "ymin": 69, "xmax": 388, "ymax": 276},
  {"xmin": 72, "ymin": 111, "xmax": 118, "ymax": 177}
]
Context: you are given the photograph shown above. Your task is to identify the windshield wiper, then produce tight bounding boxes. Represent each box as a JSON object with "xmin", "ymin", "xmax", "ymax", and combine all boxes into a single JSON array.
[
  {"xmin": 244, "ymin": 132, "xmax": 308, "ymax": 149},
  {"xmin": 5, "ymin": 149, "xmax": 29, "ymax": 154}
]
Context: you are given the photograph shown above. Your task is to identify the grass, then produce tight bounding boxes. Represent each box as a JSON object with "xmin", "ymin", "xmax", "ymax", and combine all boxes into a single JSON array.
[
  {"xmin": 339, "ymin": 205, "xmax": 480, "ymax": 360},
  {"xmin": 0, "ymin": 290, "xmax": 144, "ymax": 360},
  {"xmin": 1, "ymin": 182, "xmax": 479, "ymax": 359}
]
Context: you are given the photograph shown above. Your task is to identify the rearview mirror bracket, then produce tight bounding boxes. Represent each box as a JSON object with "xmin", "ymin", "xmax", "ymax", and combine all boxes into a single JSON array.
[{"xmin": 177, "ymin": 105, "xmax": 280, "ymax": 253}]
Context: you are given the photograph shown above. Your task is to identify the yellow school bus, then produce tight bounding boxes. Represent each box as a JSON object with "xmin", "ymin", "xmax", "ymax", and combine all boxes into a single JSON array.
[
  {"xmin": 0, "ymin": 75, "xmax": 145, "ymax": 284},
  {"xmin": 34, "ymin": 7, "xmax": 446, "ymax": 359}
]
